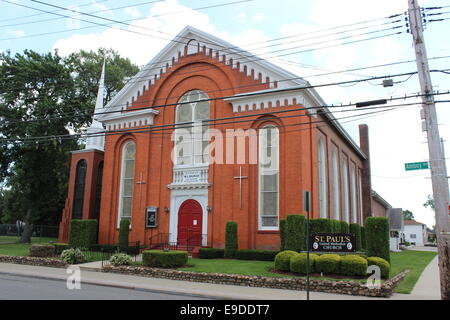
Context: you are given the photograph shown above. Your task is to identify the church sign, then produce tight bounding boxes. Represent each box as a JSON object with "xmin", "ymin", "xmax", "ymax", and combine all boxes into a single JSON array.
[
  {"xmin": 310, "ymin": 233, "xmax": 355, "ymax": 252},
  {"xmin": 146, "ymin": 206, "xmax": 158, "ymax": 228},
  {"xmin": 182, "ymin": 171, "xmax": 202, "ymax": 183}
]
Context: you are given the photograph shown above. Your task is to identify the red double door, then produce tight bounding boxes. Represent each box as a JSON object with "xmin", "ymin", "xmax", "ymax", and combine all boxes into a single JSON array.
[{"xmin": 177, "ymin": 199, "xmax": 203, "ymax": 246}]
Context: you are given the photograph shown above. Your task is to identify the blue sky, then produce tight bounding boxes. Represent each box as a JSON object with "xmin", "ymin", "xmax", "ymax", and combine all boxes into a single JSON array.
[{"xmin": 1, "ymin": 0, "xmax": 450, "ymax": 228}]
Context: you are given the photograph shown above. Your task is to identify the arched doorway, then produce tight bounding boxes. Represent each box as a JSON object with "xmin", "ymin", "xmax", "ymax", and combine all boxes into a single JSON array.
[{"xmin": 177, "ymin": 199, "xmax": 203, "ymax": 246}]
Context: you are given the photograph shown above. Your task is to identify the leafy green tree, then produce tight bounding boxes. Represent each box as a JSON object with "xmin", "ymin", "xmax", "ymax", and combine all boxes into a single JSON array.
[
  {"xmin": 403, "ymin": 209, "xmax": 414, "ymax": 220},
  {"xmin": 423, "ymin": 194, "xmax": 435, "ymax": 210}
]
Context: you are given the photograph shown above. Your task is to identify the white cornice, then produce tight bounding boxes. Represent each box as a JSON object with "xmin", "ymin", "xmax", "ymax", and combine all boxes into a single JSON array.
[{"xmin": 102, "ymin": 108, "xmax": 159, "ymax": 131}]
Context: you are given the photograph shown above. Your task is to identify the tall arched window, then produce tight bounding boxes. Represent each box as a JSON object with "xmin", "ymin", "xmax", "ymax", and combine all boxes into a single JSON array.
[
  {"xmin": 318, "ymin": 138, "xmax": 327, "ymax": 218},
  {"xmin": 358, "ymin": 168, "xmax": 364, "ymax": 225},
  {"xmin": 118, "ymin": 141, "xmax": 136, "ymax": 225},
  {"xmin": 342, "ymin": 155, "xmax": 350, "ymax": 222},
  {"xmin": 259, "ymin": 125, "xmax": 279, "ymax": 230},
  {"xmin": 350, "ymin": 163, "xmax": 357, "ymax": 223},
  {"xmin": 72, "ymin": 159, "xmax": 87, "ymax": 219},
  {"xmin": 94, "ymin": 161, "xmax": 104, "ymax": 220},
  {"xmin": 332, "ymin": 150, "xmax": 340, "ymax": 220},
  {"xmin": 174, "ymin": 90, "xmax": 210, "ymax": 166}
]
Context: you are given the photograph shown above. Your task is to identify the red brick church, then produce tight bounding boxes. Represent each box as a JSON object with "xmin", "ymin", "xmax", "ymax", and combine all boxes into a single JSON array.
[{"xmin": 58, "ymin": 26, "xmax": 375, "ymax": 250}]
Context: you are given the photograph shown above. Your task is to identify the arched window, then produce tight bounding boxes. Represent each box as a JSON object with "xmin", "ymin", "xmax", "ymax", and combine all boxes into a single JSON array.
[
  {"xmin": 174, "ymin": 90, "xmax": 210, "ymax": 166},
  {"xmin": 72, "ymin": 159, "xmax": 87, "ymax": 219},
  {"xmin": 94, "ymin": 161, "xmax": 103, "ymax": 220},
  {"xmin": 259, "ymin": 125, "xmax": 279, "ymax": 230},
  {"xmin": 118, "ymin": 141, "xmax": 136, "ymax": 225},
  {"xmin": 318, "ymin": 138, "xmax": 327, "ymax": 218},
  {"xmin": 342, "ymin": 155, "xmax": 350, "ymax": 222},
  {"xmin": 350, "ymin": 163, "xmax": 357, "ymax": 223},
  {"xmin": 358, "ymin": 169, "xmax": 364, "ymax": 225},
  {"xmin": 332, "ymin": 150, "xmax": 340, "ymax": 220}
]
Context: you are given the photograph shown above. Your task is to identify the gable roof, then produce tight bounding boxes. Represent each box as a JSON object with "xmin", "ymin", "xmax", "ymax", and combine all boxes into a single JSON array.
[{"xmin": 404, "ymin": 219, "xmax": 426, "ymax": 226}]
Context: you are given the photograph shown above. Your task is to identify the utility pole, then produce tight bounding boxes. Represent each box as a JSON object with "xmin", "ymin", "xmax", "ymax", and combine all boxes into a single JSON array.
[{"xmin": 408, "ymin": 0, "xmax": 450, "ymax": 300}]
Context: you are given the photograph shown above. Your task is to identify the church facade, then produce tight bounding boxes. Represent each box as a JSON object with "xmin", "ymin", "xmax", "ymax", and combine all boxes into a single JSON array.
[{"xmin": 58, "ymin": 26, "xmax": 374, "ymax": 250}]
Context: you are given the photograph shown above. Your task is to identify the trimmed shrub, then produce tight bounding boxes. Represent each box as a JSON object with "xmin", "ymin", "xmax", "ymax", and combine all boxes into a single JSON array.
[
  {"xmin": 349, "ymin": 223, "xmax": 362, "ymax": 251},
  {"xmin": 339, "ymin": 221, "xmax": 349, "ymax": 233},
  {"xmin": 60, "ymin": 248, "xmax": 85, "ymax": 264},
  {"xmin": 285, "ymin": 214, "xmax": 306, "ymax": 252},
  {"xmin": 365, "ymin": 217, "xmax": 390, "ymax": 263},
  {"xmin": 29, "ymin": 245, "xmax": 55, "ymax": 257},
  {"xmin": 234, "ymin": 249, "xmax": 279, "ymax": 261},
  {"xmin": 224, "ymin": 221, "xmax": 238, "ymax": 258},
  {"xmin": 142, "ymin": 250, "xmax": 188, "ymax": 268},
  {"xmin": 110, "ymin": 253, "xmax": 132, "ymax": 266},
  {"xmin": 290, "ymin": 253, "xmax": 319, "ymax": 274},
  {"xmin": 198, "ymin": 248, "xmax": 224, "ymax": 259},
  {"xmin": 309, "ymin": 218, "xmax": 332, "ymax": 233},
  {"xmin": 315, "ymin": 254, "xmax": 341, "ymax": 274},
  {"xmin": 367, "ymin": 257, "xmax": 390, "ymax": 279},
  {"xmin": 340, "ymin": 254, "xmax": 368, "ymax": 276},
  {"xmin": 330, "ymin": 219, "xmax": 341, "ymax": 233},
  {"xmin": 54, "ymin": 243, "xmax": 69, "ymax": 255},
  {"xmin": 118, "ymin": 219, "xmax": 130, "ymax": 249},
  {"xmin": 279, "ymin": 219, "xmax": 286, "ymax": 251},
  {"xmin": 274, "ymin": 250, "xmax": 297, "ymax": 271},
  {"xmin": 69, "ymin": 219, "xmax": 98, "ymax": 249},
  {"xmin": 361, "ymin": 226, "xmax": 367, "ymax": 250}
]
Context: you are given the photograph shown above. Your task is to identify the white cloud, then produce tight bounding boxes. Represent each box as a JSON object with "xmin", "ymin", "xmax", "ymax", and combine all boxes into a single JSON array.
[
  {"xmin": 251, "ymin": 12, "xmax": 265, "ymax": 22},
  {"xmin": 124, "ymin": 7, "xmax": 141, "ymax": 19},
  {"xmin": 91, "ymin": 0, "xmax": 114, "ymax": 16}
]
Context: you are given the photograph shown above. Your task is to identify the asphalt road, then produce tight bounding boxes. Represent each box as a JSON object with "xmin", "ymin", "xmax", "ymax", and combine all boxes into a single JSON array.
[{"xmin": 0, "ymin": 273, "xmax": 209, "ymax": 300}]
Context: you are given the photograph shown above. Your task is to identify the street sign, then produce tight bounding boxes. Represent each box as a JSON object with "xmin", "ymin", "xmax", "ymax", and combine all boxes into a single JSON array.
[{"xmin": 405, "ymin": 161, "xmax": 429, "ymax": 171}]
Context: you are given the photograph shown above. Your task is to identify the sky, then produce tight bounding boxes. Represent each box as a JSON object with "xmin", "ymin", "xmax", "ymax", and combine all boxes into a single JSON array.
[{"xmin": 1, "ymin": 0, "xmax": 449, "ymax": 228}]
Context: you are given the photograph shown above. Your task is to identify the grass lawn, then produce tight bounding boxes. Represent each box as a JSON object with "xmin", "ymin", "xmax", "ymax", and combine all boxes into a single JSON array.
[
  {"xmin": 0, "ymin": 237, "xmax": 57, "ymax": 256},
  {"xmin": 390, "ymin": 250, "xmax": 437, "ymax": 294}
]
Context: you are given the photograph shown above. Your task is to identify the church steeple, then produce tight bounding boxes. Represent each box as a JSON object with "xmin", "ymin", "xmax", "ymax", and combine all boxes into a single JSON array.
[{"xmin": 85, "ymin": 59, "xmax": 106, "ymax": 151}]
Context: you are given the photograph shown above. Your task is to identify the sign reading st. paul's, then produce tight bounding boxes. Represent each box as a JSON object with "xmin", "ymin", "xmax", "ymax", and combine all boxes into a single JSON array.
[{"xmin": 310, "ymin": 233, "xmax": 356, "ymax": 252}]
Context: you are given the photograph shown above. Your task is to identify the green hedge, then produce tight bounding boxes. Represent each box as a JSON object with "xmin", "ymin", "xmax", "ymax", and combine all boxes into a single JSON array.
[
  {"xmin": 349, "ymin": 223, "xmax": 362, "ymax": 251},
  {"xmin": 285, "ymin": 215, "xmax": 306, "ymax": 252},
  {"xmin": 234, "ymin": 249, "xmax": 279, "ymax": 261},
  {"xmin": 279, "ymin": 219, "xmax": 286, "ymax": 251},
  {"xmin": 142, "ymin": 250, "xmax": 188, "ymax": 268},
  {"xmin": 118, "ymin": 219, "xmax": 130, "ymax": 248},
  {"xmin": 309, "ymin": 218, "xmax": 332, "ymax": 233},
  {"xmin": 365, "ymin": 217, "xmax": 390, "ymax": 263},
  {"xmin": 315, "ymin": 254, "xmax": 341, "ymax": 274},
  {"xmin": 361, "ymin": 226, "xmax": 367, "ymax": 250},
  {"xmin": 367, "ymin": 257, "xmax": 390, "ymax": 279},
  {"xmin": 54, "ymin": 243, "xmax": 69, "ymax": 255},
  {"xmin": 69, "ymin": 219, "xmax": 98, "ymax": 248},
  {"xmin": 340, "ymin": 254, "xmax": 367, "ymax": 276},
  {"xmin": 274, "ymin": 250, "xmax": 297, "ymax": 271},
  {"xmin": 225, "ymin": 221, "xmax": 238, "ymax": 258},
  {"xmin": 290, "ymin": 253, "xmax": 319, "ymax": 274},
  {"xmin": 339, "ymin": 221, "xmax": 349, "ymax": 233},
  {"xmin": 198, "ymin": 248, "xmax": 224, "ymax": 259}
]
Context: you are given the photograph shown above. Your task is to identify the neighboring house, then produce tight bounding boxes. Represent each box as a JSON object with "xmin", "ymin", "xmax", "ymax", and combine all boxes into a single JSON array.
[
  {"xmin": 371, "ymin": 190, "xmax": 391, "ymax": 217},
  {"xmin": 403, "ymin": 220, "xmax": 427, "ymax": 246}
]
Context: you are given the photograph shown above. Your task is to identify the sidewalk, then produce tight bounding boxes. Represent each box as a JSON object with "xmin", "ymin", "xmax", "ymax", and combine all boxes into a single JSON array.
[{"xmin": 406, "ymin": 255, "xmax": 441, "ymax": 299}]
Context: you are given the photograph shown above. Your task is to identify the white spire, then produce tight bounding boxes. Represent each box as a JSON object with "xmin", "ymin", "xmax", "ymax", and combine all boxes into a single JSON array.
[{"xmin": 85, "ymin": 59, "xmax": 106, "ymax": 151}]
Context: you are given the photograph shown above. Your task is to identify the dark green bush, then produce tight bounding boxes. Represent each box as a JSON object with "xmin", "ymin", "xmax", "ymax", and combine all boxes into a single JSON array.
[
  {"xmin": 118, "ymin": 219, "xmax": 130, "ymax": 248},
  {"xmin": 290, "ymin": 253, "xmax": 319, "ymax": 274},
  {"xmin": 279, "ymin": 219, "xmax": 286, "ymax": 251},
  {"xmin": 365, "ymin": 217, "xmax": 390, "ymax": 263},
  {"xmin": 69, "ymin": 219, "xmax": 98, "ymax": 248},
  {"xmin": 285, "ymin": 214, "xmax": 306, "ymax": 252},
  {"xmin": 198, "ymin": 248, "xmax": 224, "ymax": 259},
  {"xmin": 234, "ymin": 249, "xmax": 279, "ymax": 261},
  {"xmin": 142, "ymin": 250, "xmax": 188, "ymax": 268},
  {"xmin": 54, "ymin": 243, "xmax": 69, "ymax": 255},
  {"xmin": 361, "ymin": 226, "xmax": 367, "ymax": 250},
  {"xmin": 274, "ymin": 250, "xmax": 297, "ymax": 271},
  {"xmin": 315, "ymin": 254, "xmax": 341, "ymax": 274},
  {"xmin": 349, "ymin": 223, "xmax": 362, "ymax": 251},
  {"xmin": 339, "ymin": 221, "xmax": 349, "ymax": 233},
  {"xmin": 340, "ymin": 254, "xmax": 368, "ymax": 276},
  {"xmin": 330, "ymin": 219, "xmax": 341, "ymax": 233},
  {"xmin": 224, "ymin": 221, "xmax": 238, "ymax": 258},
  {"xmin": 309, "ymin": 218, "xmax": 332, "ymax": 233},
  {"xmin": 367, "ymin": 257, "xmax": 390, "ymax": 279}
]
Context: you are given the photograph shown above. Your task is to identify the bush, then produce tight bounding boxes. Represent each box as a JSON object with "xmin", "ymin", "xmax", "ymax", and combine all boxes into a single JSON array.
[
  {"xmin": 69, "ymin": 219, "xmax": 98, "ymax": 249},
  {"xmin": 110, "ymin": 253, "xmax": 132, "ymax": 266},
  {"xmin": 309, "ymin": 218, "xmax": 332, "ymax": 233},
  {"xmin": 118, "ymin": 219, "xmax": 130, "ymax": 248},
  {"xmin": 274, "ymin": 250, "xmax": 297, "ymax": 271},
  {"xmin": 224, "ymin": 221, "xmax": 238, "ymax": 258},
  {"xmin": 367, "ymin": 257, "xmax": 390, "ymax": 279},
  {"xmin": 330, "ymin": 219, "xmax": 341, "ymax": 233},
  {"xmin": 279, "ymin": 219, "xmax": 286, "ymax": 251},
  {"xmin": 365, "ymin": 217, "xmax": 390, "ymax": 263},
  {"xmin": 340, "ymin": 254, "xmax": 368, "ymax": 276},
  {"xmin": 54, "ymin": 243, "xmax": 69, "ymax": 255},
  {"xmin": 285, "ymin": 214, "xmax": 306, "ymax": 252},
  {"xmin": 60, "ymin": 248, "xmax": 85, "ymax": 264},
  {"xmin": 198, "ymin": 248, "xmax": 224, "ymax": 259},
  {"xmin": 142, "ymin": 250, "xmax": 188, "ymax": 268},
  {"xmin": 234, "ymin": 249, "xmax": 279, "ymax": 261},
  {"xmin": 339, "ymin": 221, "xmax": 349, "ymax": 233},
  {"xmin": 290, "ymin": 253, "xmax": 319, "ymax": 274},
  {"xmin": 315, "ymin": 254, "xmax": 341, "ymax": 274},
  {"xmin": 361, "ymin": 226, "xmax": 367, "ymax": 250},
  {"xmin": 29, "ymin": 245, "xmax": 55, "ymax": 257},
  {"xmin": 349, "ymin": 223, "xmax": 362, "ymax": 251}
]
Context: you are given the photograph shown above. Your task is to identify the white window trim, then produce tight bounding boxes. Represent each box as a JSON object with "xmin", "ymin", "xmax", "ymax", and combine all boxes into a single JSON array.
[
  {"xmin": 332, "ymin": 150, "xmax": 340, "ymax": 220},
  {"xmin": 117, "ymin": 141, "xmax": 136, "ymax": 228},
  {"xmin": 342, "ymin": 157, "xmax": 349, "ymax": 222},
  {"xmin": 318, "ymin": 138, "xmax": 327, "ymax": 218},
  {"xmin": 358, "ymin": 170, "xmax": 364, "ymax": 225},
  {"xmin": 350, "ymin": 164, "xmax": 357, "ymax": 223},
  {"xmin": 258, "ymin": 125, "xmax": 279, "ymax": 231}
]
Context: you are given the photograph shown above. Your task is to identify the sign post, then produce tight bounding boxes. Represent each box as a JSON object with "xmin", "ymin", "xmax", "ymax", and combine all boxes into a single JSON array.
[{"xmin": 303, "ymin": 191, "xmax": 311, "ymax": 301}]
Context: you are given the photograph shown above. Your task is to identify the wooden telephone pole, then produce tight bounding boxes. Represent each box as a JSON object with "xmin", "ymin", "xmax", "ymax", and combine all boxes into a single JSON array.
[{"xmin": 408, "ymin": 0, "xmax": 450, "ymax": 300}]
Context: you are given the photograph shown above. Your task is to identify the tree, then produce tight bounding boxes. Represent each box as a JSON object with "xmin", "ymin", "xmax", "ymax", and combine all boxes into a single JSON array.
[
  {"xmin": 0, "ymin": 49, "xmax": 138, "ymax": 242},
  {"xmin": 423, "ymin": 194, "xmax": 435, "ymax": 210},
  {"xmin": 403, "ymin": 209, "xmax": 415, "ymax": 220}
]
